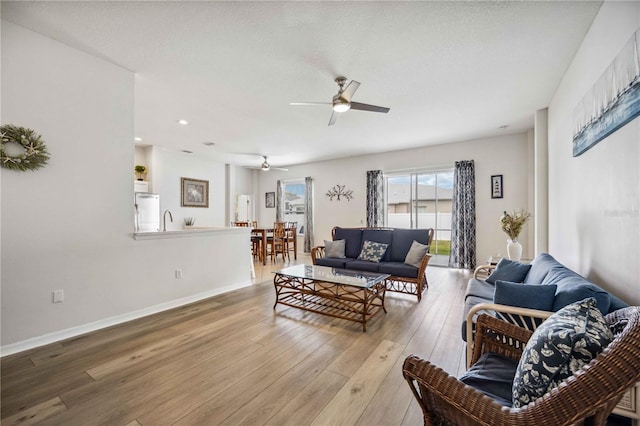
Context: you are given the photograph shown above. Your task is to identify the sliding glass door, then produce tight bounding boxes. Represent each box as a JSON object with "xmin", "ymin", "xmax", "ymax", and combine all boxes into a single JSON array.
[{"xmin": 385, "ymin": 169, "xmax": 453, "ymax": 266}]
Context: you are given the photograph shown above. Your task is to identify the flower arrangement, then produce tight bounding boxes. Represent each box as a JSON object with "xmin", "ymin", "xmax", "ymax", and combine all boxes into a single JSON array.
[
  {"xmin": 500, "ymin": 209, "xmax": 531, "ymax": 241},
  {"xmin": 184, "ymin": 217, "xmax": 196, "ymax": 226}
]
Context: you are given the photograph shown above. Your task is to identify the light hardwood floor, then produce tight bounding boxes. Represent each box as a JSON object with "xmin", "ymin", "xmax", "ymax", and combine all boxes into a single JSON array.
[{"xmin": 1, "ymin": 253, "xmax": 470, "ymax": 425}]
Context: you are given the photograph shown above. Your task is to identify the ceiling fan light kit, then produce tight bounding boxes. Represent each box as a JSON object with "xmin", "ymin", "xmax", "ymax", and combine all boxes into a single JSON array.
[{"xmin": 292, "ymin": 76, "xmax": 390, "ymax": 126}]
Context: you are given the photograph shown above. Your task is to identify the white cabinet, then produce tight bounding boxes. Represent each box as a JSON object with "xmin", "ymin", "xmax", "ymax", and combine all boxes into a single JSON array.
[{"xmin": 134, "ymin": 180, "xmax": 149, "ymax": 193}]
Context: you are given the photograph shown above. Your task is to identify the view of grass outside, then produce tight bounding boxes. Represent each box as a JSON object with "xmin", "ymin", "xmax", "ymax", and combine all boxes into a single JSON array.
[{"xmin": 430, "ymin": 239, "xmax": 451, "ymax": 256}]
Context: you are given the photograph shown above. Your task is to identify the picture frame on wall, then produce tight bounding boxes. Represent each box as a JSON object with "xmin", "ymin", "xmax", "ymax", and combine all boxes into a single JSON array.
[
  {"xmin": 181, "ymin": 177, "xmax": 209, "ymax": 208},
  {"xmin": 265, "ymin": 192, "xmax": 275, "ymax": 208},
  {"xmin": 491, "ymin": 175, "xmax": 503, "ymax": 199}
]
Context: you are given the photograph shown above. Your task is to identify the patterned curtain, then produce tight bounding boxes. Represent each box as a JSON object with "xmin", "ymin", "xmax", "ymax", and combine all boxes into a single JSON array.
[
  {"xmin": 275, "ymin": 180, "xmax": 285, "ymax": 222},
  {"xmin": 366, "ymin": 170, "xmax": 384, "ymax": 227},
  {"xmin": 449, "ymin": 160, "xmax": 476, "ymax": 269},
  {"xmin": 304, "ymin": 177, "xmax": 314, "ymax": 253}
]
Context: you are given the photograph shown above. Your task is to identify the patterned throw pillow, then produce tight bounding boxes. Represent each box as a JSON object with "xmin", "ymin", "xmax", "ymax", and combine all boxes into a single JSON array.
[
  {"xmin": 357, "ymin": 240, "xmax": 389, "ymax": 263},
  {"xmin": 512, "ymin": 298, "xmax": 614, "ymax": 408}
]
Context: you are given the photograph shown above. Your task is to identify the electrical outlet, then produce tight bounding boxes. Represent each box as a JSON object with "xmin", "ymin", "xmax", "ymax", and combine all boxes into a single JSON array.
[
  {"xmin": 175, "ymin": 269, "xmax": 183, "ymax": 279},
  {"xmin": 53, "ymin": 290, "xmax": 64, "ymax": 303}
]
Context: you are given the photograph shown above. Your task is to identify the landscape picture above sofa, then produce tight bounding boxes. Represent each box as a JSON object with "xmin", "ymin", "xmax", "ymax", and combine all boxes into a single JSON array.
[{"xmin": 572, "ymin": 28, "xmax": 640, "ymax": 157}]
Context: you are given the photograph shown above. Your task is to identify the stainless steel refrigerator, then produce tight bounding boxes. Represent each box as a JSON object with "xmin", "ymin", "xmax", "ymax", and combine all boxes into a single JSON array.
[{"xmin": 134, "ymin": 192, "xmax": 160, "ymax": 232}]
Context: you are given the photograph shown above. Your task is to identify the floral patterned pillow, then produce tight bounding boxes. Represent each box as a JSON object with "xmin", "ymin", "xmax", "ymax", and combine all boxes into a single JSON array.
[
  {"xmin": 512, "ymin": 298, "xmax": 613, "ymax": 408},
  {"xmin": 357, "ymin": 240, "xmax": 389, "ymax": 263}
]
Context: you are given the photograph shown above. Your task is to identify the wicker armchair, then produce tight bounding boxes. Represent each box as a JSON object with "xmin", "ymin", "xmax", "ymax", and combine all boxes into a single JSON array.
[{"xmin": 403, "ymin": 307, "xmax": 640, "ymax": 426}]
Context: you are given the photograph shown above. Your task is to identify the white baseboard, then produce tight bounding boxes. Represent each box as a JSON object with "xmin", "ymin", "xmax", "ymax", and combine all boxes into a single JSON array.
[{"xmin": 0, "ymin": 280, "xmax": 252, "ymax": 357}]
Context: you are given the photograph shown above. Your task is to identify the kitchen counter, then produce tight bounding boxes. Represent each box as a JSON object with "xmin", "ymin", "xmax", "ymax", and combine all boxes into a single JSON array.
[{"xmin": 133, "ymin": 226, "xmax": 250, "ymax": 240}]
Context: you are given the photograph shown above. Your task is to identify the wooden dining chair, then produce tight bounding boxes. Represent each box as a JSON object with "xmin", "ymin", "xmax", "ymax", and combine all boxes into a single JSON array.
[
  {"xmin": 285, "ymin": 221, "xmax": 297, "ymax": 260},
  {"xmin": 270, "ymin": 222, "xmax": 289, "ymax": 262},
  {"xmin": 232, "ymin": 221, "xmax": 250, "ymax": 227}
]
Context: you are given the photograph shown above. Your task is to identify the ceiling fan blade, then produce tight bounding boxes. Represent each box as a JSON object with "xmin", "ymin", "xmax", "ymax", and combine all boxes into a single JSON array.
[
  {"xmin": 328, "ymin": 111, "xmax": 338, "ymax": 126},
  {"xmin": 340, "ymin": 80, "xmax": 360, "ymax": 102},
  {"xmin": 290, "ymin": 102, "xmax": 331, "ymax": 106},
  {"xmin": 272, "ymin": 167, "xmax": 289, "ymax": 171},
  {"xmin": 350, "ymin": 102, "xmax": 390, "ymax": 113}
]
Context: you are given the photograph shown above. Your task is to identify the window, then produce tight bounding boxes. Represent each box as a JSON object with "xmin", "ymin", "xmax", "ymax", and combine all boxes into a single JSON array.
[
  {"xmin": 385, "ymin": 169, "xmax": 453, "ymax": 266},
  {"xmin": 284, "ymin": 180, "xmax": 305, "ymax": 234}
]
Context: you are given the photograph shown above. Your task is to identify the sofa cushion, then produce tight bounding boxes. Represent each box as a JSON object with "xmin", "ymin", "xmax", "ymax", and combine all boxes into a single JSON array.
[
  {"xmin": 324, "ymin": 239, "xmax": 346, "ymax": 258},
  {"xmin": 333, "ymin": 227, "xmax": 363, "ymax": 259},
  {"xmin": 494, "ymin": 280, "xmax": 556, "ymax": 329},
  {"xmin": 390, "ymin": 228, "xmax": 431, "ymax": 262},
  {"xmin": 465, "ymin": 278, "xmax": 496, "ymax": 301},
  {"xmin": 346, "ymin": 260, "xmax": 381, "ymax": 273},
  {"xmin": 379, "ymin": 262, "xmax": 419, "ymax": 279},
  {"xmin": 404, "ymin": 240, "xmax": 429, "ymax": 268},
  {"xmin": 357, "ymin": 240, "xmax": 389, "ymax": 263},
  {"xmin": 459, "ymin": 352, "xmax": 518, "ymax": 407},
  {"xmin": 512, "ymin": 298, "xmax": 614, "ymax": 408},
  {"xmin": 524, "ymin": 253, "xmax": 564, "ymax": 285},
  {"xmin": 609, "ymin": 293, "xmax": 629, "ymax": 312},
  {"xmin": 362, "ymin": 229, "xmax": 394, "ymax": 261},
  {"xmin": 542, "ymin": 267, "xmax": 611, "ymax": 315},
  {"xmin": 486, "ymin": 258, "xmax": 531, "ymax": 284},
  {"xmin": 315, "ymin": 257, "xmax": 354, "ymax": 269}
]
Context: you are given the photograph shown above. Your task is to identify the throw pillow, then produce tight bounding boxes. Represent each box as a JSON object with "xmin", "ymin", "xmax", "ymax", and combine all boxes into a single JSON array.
[
  {"xmin": 494, "ymin": 280, "xmax": 557, "ymax": 329},
  {"xmin": 324, "ymin": 239, "xmax": 346, "ymax": 258},
  {"xmin": 404, "ymin": 240, "xmax": 429, "ymax": 268},
  {"xmin": 486, "ymin": 258, "xmax": 532, "ymax": 284},
  {"xmin": 357, "ymin": 240, "xmax": 389, "ymax": 263},
  {"xmin": 512, "ymin": 298, "xmax": 614, "ymax": 408}
]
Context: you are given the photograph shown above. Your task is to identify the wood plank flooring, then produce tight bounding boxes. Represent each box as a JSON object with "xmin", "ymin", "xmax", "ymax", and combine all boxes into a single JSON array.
[{"xmin": 1, "ymin": 253, "xmax": 470, "ymax": 425}]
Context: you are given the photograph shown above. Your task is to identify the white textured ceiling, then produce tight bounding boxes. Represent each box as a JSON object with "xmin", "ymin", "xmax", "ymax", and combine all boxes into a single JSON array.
[{"xmin": 1, "ymin": 1, "xmax": 602, "ymax": 169}]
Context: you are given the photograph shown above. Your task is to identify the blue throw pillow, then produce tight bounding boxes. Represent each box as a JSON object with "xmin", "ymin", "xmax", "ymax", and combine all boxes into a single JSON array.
[
  {"xmin": 486, "ymin": 258, "xmax": 531, "ymax": 284},
  {"xmin": 494, "ymin": 281, "xmax": 557, "ymax": 329},
  {"xmin": 512, "ymin": 298, "xmax": 614, "ymax": 408},
  {"xmin": 357, "ymin": 240, "xmax": 389, "ymax": 263},
  {"xmin": 494, "ymin": 281, "xmax": 556, "ymax": 311}
]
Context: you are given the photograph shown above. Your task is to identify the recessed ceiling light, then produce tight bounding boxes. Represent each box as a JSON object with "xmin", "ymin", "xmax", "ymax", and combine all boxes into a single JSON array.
[
  {"xmin": 181, "ymin": 150, "xmax": 193, "ymax": 154},
  {"xmin": 134, "ymin": 137, "xmax": 142, "ymax": 142},
  {"xmin": 177, "ymin": 119, "xmax": 189, "ymax": 125},
  {"xmin": 202, "ymin": 141, "xmax": 215, "ymax": 146}
]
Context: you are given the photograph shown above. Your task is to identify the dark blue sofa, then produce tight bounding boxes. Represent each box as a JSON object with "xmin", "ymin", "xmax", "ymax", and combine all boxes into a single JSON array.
[
  {"xmin": 311, "ymin": 227, "xmax": 434, "ymax": 301},
  {"xmin": 462, "ymin": 252, "xmax": 629, "ymax": 342}
]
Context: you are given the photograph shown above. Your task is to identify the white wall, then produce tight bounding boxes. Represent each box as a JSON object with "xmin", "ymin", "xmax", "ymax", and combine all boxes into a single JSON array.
[
  {"xmin": 152, "ymin": 148, "xmax": 227, "ymax": 229},
  {"xmin": 1, "ymin": 22, "xmax": 251, "ymax": 351},
  {"xmin": 258, "ymin": 133, "xmax": 533, "ymax": 263},
  {"xmin": 548, "ymin": 1, "xmax": 640, "ymax": 305}
]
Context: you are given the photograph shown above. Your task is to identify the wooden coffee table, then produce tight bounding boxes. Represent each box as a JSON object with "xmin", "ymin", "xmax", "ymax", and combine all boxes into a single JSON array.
[{"xmin": 273, "ymin": 264, "xmax": 389, "ymax": 331}]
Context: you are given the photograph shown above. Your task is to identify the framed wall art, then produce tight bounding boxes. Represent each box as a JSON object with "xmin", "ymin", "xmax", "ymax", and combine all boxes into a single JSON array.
[
  {"xmin": 491, "ymin": 175, "xmax": 503, "ymax": 199},
  {"xmin": 265, "ymin": 192, "xmax": 275, "ymax": 208},
  {"xmin": 181, "ymin": 177, "xmax": 209, "ymax": 208}
]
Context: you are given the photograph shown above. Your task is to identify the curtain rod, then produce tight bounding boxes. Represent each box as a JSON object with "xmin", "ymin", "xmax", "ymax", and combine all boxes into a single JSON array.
[{"xmin": 384, "ymin": 163, "xmax": 456, "ymax": 175}]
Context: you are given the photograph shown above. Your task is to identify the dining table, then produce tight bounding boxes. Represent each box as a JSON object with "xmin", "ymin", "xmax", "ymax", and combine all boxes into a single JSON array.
[{"xmin": 251, "ymin": 226, "xmax": 297, "ymax": 265}]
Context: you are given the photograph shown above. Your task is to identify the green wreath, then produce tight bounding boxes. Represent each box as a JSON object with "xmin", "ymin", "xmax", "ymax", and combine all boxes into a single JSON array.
[{"xmin": 0, "ymin": 124, "xmax": 50, "ymax": 171}]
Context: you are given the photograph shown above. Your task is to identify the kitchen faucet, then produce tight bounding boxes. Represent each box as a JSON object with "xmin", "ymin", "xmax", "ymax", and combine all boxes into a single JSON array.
[{"xmin": 163, "ymin": 210, "xmax": 173, "ymax": 231}]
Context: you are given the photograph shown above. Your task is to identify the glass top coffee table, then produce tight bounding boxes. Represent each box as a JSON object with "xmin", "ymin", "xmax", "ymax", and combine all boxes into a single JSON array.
[{"xmin": 273, "ymin": 265, "xmax": 390, "ymax": 332}]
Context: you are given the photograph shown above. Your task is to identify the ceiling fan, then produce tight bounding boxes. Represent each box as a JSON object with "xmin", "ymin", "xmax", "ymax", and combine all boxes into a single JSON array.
[
  {"xmin": 291, "ymin": 76, "xmax": 390, "ymax": 126},
  {"xmin": 256, "ymin": 156, "xmax": 288, "ymax": 172}
]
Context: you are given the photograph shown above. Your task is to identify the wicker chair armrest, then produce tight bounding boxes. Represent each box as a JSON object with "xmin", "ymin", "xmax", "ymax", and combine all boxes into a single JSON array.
[
  {"xmin": 470, "ymin": 313, "xmax": 534, "ymax": 366},
  {"xmin": 473, "ymin": 264, "xmax": 496, "ymax": 279},
  {"xmin": 416, "ymin": 253, "xmax": 432, "ymax": 277},
  {"xmin": 402, "ymin": 355, "xmax": 512, "ymax": 426},
  {"xmin": 466, "ymin": 303, "xmax": 553, "ymax": 367},
  {"xmin": 310, "ymin": 246, "xmax": 325, "ymax": 264}
]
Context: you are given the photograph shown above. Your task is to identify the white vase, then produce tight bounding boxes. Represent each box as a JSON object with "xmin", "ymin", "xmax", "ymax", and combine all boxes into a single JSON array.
[{"xmin": 507, "ymin": 239, "xmax": 522, "ymax": 261}]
